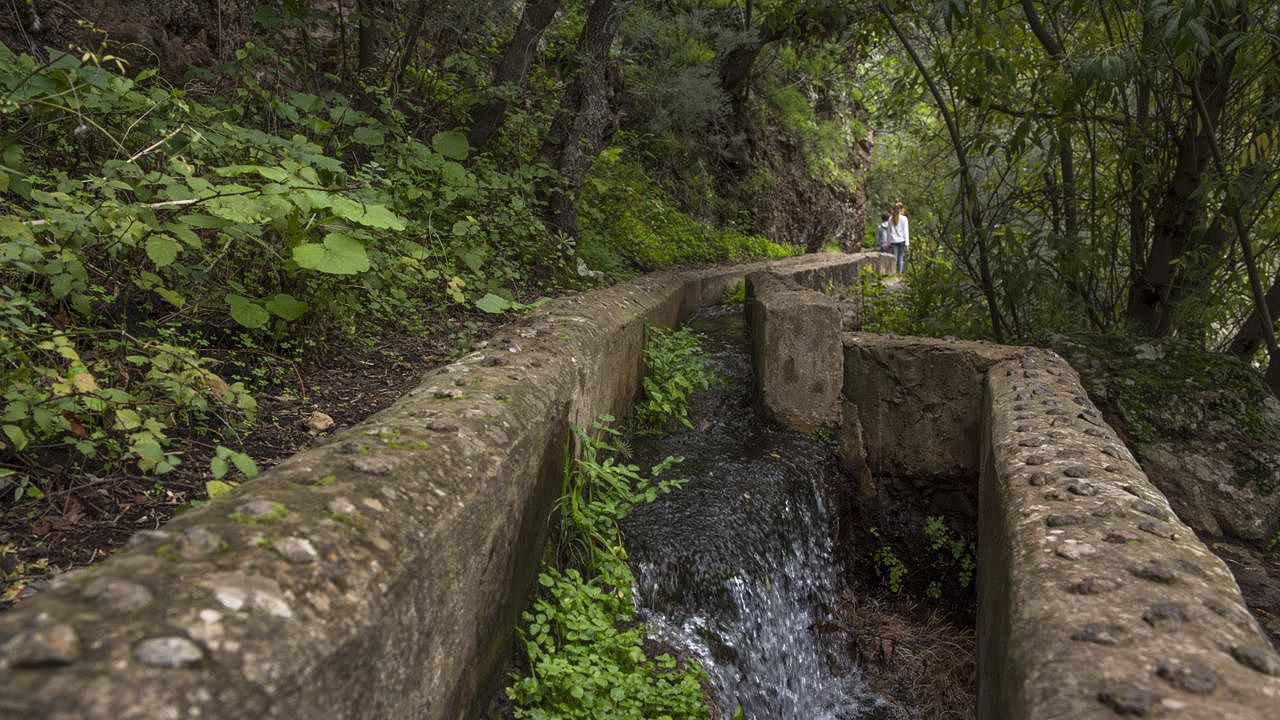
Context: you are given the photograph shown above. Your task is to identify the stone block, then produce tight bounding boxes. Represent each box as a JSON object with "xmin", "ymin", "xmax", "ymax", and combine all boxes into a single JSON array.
[{"xmin": 747, "ymin": 271, "xmax": 842, "ymax": 432}]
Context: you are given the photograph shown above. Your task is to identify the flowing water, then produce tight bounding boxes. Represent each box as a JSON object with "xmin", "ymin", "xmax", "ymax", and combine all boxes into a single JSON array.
[{"xmin": 623, "ymin": 307, "xmax": 889, "ymax": 719}]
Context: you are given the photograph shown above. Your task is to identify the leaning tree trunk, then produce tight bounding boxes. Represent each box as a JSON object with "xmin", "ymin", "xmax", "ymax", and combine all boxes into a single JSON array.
[
  {"xmin": 467, "ymin": 0, "xmax": 562, "ymax": 151},
  {"xmin": 1229, "ymin": 268, "xmax": 1280, "ymax": 361},
  {"xmin": 879, "ymin": 3, "xmax": 1007, "ymax": 343},
  {"xmin": 537, "ymin": 0, "xmax": 627, "ymax": 239},
  {"xmin": 1125, "ymin": 14, "xmax": 1241, "ymax": 336}
]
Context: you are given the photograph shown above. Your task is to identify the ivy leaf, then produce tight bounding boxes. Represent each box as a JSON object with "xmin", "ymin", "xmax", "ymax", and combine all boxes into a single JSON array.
[
  {"xmin": 457, "ymin": 246, "xmax": 485, "ymax": 272},
  {"xmin": 292, "ymin": 233, "xmax": 370, "ymax": 275},
  {"xmin": 264, "ymin": 293, "xmax": 308, "ymax": 320},
  {"xmin": 114, "ymin": 408, "xmax": 142, "ymax": 430},
  {"xmin": 475, "ymin": 292, "xmax": 513, "ymax": 314},
  {"xmin": 431, "ymin": 130, "xmax": 470, "ymax": 161},
  {"xmin": 145, "ymin": 234, "xmax": 181, "ymax": 267},
  {"xmin": 226, "ymin": 294, "xmax": 271, "ymax": 328},
  {"xmin": 132, "ymin": 440, "xmax": 164, "ymax": 466}
]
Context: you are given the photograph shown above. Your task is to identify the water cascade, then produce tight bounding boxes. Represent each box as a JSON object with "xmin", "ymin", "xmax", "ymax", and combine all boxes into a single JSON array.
[{"xmin": 623, "ymin": 307, "xmax": 889, "ymax": 719}]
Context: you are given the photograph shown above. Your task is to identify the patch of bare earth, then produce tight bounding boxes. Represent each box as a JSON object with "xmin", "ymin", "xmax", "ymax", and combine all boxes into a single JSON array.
[{"xmin": 0, "ymin": 320, "xmax": 501, "ymax": 609}]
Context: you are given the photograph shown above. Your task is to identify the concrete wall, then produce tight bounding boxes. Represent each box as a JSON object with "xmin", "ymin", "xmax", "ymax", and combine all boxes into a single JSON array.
[
  {"xmin": 831, "ymin": 334, "xmax": 1280, "ymax": 718},
  {"xmin": 0, "ymin": 252, "xmax": 886, "ymax": 720}
]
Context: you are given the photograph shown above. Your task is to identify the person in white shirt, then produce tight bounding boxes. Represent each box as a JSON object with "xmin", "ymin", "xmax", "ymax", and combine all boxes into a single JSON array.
[
  {"xmin": 875, "ymin": 211, "xmax": 891, "ymax": 252},
  {"xmin": 888, "ymin": 201, "xmax": 909, "ymax": 273}
]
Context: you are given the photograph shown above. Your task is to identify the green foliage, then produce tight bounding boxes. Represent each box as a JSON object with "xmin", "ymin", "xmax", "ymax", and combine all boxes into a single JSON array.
[
  {"xmin": 0, "ymin": 39, "xmax": 559, "ymax": 489},
  {"xmin": 558, "ymin": 417, "xmax": 685, "ymax": 571},
  {"xmin": 580, "ymin": 146, "xmax": 798, "ymax": 271},
  {"xmin": 869, "ymin": 527, "xmax": 908, "ymax": 594},
  {"xmin": 719, "ymin": 282, "xmax": 746, "ymax": 306},
  {"xmin": 922, "ymin": 516, "xmax": 975, "ymax": 601},
  {"xmin": 636, "ymin": 326, "xmax": 716, "ymax": 431},
  {"xmin": 507, "ymin": 417, "xmax": 707, "ymax": 720}
]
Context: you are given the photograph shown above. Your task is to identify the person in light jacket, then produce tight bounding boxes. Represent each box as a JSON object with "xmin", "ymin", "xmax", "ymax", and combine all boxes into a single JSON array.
[
  {"xmin": 875, "ymin": 211, "xmax": 891, "ymax": 252},
  {"xmin": 888, "ymin": 201, "xmax": 909, "ymax": 273}
]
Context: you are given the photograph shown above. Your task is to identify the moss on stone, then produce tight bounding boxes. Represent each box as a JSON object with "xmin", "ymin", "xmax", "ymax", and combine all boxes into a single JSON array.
[{"xmin": 1059, "ymin": 334, "xmax": 1276, "ymax": 444}]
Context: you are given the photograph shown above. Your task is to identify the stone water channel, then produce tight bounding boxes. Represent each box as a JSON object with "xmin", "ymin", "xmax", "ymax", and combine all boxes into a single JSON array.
[
  {"xmin": 3, "ymin": 254, "xmax": 1278, "ymax": 719},
  {"xmin": 623, "ymin": 306, "xmax": 892, "ymax": 719}
]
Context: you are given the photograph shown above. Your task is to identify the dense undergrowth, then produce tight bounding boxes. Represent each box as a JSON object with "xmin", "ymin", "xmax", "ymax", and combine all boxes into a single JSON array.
[{"xmin": 0, "ymin": 21, "xmax": 804, "ymax": 499}]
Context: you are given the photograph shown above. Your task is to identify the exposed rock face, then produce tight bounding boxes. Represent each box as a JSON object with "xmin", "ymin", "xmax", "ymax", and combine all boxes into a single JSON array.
[{"xmin": 1059, "ymin": 340, "xmax": 1280, "ymax": 542}]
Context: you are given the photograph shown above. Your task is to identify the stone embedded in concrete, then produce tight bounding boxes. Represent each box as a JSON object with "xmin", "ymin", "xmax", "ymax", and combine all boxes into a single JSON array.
[
  {"xmin": 1156, "ymin": 658, "xmax": 1219, "ymax": 694},
  {"xmin": 1143, "ymin": 602, "xmax": 1186, "ymax": 631},
  {"xmin": 2, "ymin": 624, "xmax": 80, "ymax": 666},
  {"xmin": 272, "ymin": 537, "xmax": 317, "ymax": 564},
  {"xmin": 173, "ymin": 527, "xmax": 222, "ymax": 560},
  {"xmin": 326, "ymin": 497, "xmax": 357, "ymax": 516},
  {"xmin": 83, "ymin": 578, "xmax": 153, "ymax": 615},
  {"xmin": 1096, "ymin": 681, "xmax": 1162, "ymax": 715},
  {"xmin": 133, "ymin": 637, "xmax": 203, "ymax": 667},
  {"xmin": 746, "ymin": 271, "xmax": 842, "ymax": 433}
]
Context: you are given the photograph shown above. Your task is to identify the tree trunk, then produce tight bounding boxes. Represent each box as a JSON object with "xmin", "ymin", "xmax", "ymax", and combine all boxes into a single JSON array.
[
  {"xmin": 1019, "ymin": 0, "xmax": 1077, "ymax": 237},
  {"xmin": 1125, "ymin": 18, "xmax": 1240, "ymax": 335},
  {"xmin": 1229, "ymin": 268, "xmax": 1280, "ymax": 360},
  {"xmin": 879, "ymin": 3, "xmax": 1006, "ymax": 342},
  {"xmin": 537, "ymin": 0, "xmax": 628, "ymax": 238},
  {"xmin": 357, "ymin": 0, "xmax": 379, "ymax": 73},
  {"xmin": 467, "ymin": 0, "xmax": 562, "ymax": 151},
  {"xmin": 391, "ymin": 0, "xmax": 436, "ymax": 96}
]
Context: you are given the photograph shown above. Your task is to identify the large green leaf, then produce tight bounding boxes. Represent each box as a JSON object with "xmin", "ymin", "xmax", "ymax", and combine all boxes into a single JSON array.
[
  {"xmin": 264, "ymin": 293, "xmax": 309, "ymax": 320},
  {"xmin": 352, "ymin": 127, "xmax": 385, "ymax": 146},
  {"xmin": 226, "ymin": 294, "xmax": 271, "ymax": 328},
  {"xmin": 315, "ymin": 192, "xmax": 406, "ymax": 230},
  {"xmin": 475, "ymin": 292, "xmax": 513, "ymax": 314},
  {"xmin": 215, "ymin": 164, "xmax": 289, "ymax": 182},
  {"xmin": 292, "ymin": 233, "xmax": 370, "ymax": 275},
  {"xmin": 145, "ymin": 234, "xmax": 180, "ymax": 267},
  {"xmin": 431, "ymin": 130, "xmax": 470, "ymax": 161}
]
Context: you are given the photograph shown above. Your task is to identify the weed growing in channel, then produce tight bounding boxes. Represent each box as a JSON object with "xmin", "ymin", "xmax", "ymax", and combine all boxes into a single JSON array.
[
  {"xmin": 506, "ymin": 416, "xmax": 708, "ymax": 719},
  {"xmin": 922, "ymin": 516, "xmax": 975, "ymax": 602},
  {"xmin": 636, "ymin": 325, "xmax": 716, "ymax": 432}
]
